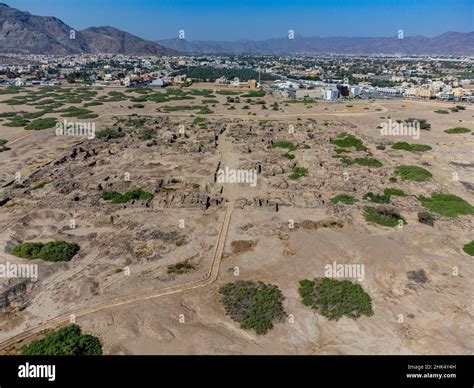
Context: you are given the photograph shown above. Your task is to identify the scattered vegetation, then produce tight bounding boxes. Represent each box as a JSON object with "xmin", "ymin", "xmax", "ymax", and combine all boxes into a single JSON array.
[
  {"xmin": 95, "ymin": 128, "xmax": 125, "ymax": 140},
  {"xmin": 331, "ymin": 194, "xmax": 358, "ymax": 205},
  {"xmin": 298, "ymin": 278, "xmax": 373, "ymax": 321},
  {"xmin": 444, "ymin": 127, "xmax": 471, "ymax": 134},
  {"xmin": 24, "ymin": 118, "xmax": 57, "ymax": 131},
  {"xmin": 32, "ymin": 181, "xmax": 50, "ymax": 190},
  {"xmin": 219, "ymin": 281, "xmax": 285, "ymax": 335},
  {"xmin": 21, "ymin": 325, "xmax": 102, "ymax": 355},
  {"xmin": 418, "ymin": 193, "xmax": 474, "ymax": 218},
  {"xmin": 138, "ymin": 129, "xmax": 155, "ymax": 141},
  {"xmin": 462, "ymin": 241, "xmax": 474, "ymax": 256},
  {"xmin": 408, "ymin": 118, "xmax": 431, "ymax": 130},
  {"xmin": 354, "ymin": 157, "xmax": 383, "ymax": 168},
  {"xmin": 11, "ymin": 241, "xmax": 80, "ymax": 262},
  {"xmin": 242, "ymin": 90, "xmax": 266, "ymax": 98},
  {"xmin": 383, "ymin": 188, "xmax": 406, "ymax": 197},
  {"xmin": 363, "ymin": 192, "xmax": 390, "ymax": 204},
  {"xmin": 363, "ymin": 206, "xmax": 406, "ymax": 227},
  {"xmin": 392, "ymin": 142, "xmax": 432, "ymax": 152},
  {"xmin": 167, "ymin": 261, "xmax": 195, "ymax": 274},
  {"xmin": 395, "ymin": 165, "xmax": 432, "ymax": 182},
  {"xmin": 289, "ymin": 166, "xmax": 308, "ymax": 180},
  {"xmin": 102, "ymin": 188, "xmax": 153, "ymax": 204},
  {"xmin": 330, "ymin": 133, "xmax": 367, "ymax": 151},
  {"xmin": 0, "ymin": 139, "xmax": 8, "ymax": 151},
  {"xmin": 272, "ymin": 140, "xmax": 297, "ymax": 151}
]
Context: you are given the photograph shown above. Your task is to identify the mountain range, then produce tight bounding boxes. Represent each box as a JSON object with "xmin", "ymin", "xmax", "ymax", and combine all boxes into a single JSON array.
[
  {"xmin": 157, "ymin": 32, "xmax": 474, "ymax": 56},
  {"xmin": 0, "ymin": 3, "xmax": 472, "ymax": 56},
  {"xmin": 0, "ymin": 3, "xmax": 174, "ymax": 56}
]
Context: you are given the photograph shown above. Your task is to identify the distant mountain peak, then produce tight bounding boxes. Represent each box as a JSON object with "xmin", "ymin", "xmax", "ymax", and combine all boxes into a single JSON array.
[{"xmin": 0, "ymin": 3, "xmax": 175, "ymax": 55}]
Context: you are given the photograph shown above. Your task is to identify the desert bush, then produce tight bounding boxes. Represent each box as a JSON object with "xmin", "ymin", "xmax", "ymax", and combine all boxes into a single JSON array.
[
  {"xmin": 363, "ymin": 206, "xmax": 406, "ymax": 227},
  {"xmin": 101, "ymin": 188, "xmax": 153, "ymax": 204},
  {"xmin": 395, "ymin": 165, "xmax": 432, "ymax": 182},
  {"xmin": 418, "ymin": 193, "xmax": 474, "ymax": 218},
  {"xmin": 298, "ymin": 278, "xmax": 373, "ymax": 320},
  {"xmin": 11, "ymin": 241, "xmax": 80, "ymax": 262},
  {"xmin": 21, "ymin": 325, "xmax": 102, "ymax": 355},
  {"xmin": 331, "ymin": 194, "xmax": 358, "ymax": 205},
  {"xmin": 219, "ymin": 281, "xmax": 285, "ymax": 335}
]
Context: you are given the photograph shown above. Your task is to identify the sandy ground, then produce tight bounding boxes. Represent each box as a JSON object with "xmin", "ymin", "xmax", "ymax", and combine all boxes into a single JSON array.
[{"xmin": 0, "ymin": 86, "xmax": 473, "ymax": 354}]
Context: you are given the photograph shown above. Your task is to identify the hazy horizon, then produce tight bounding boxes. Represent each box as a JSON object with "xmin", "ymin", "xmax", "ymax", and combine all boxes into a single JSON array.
[{"xmin": 4, "ymin": 0, "xmax": 473, "ymax": 41}]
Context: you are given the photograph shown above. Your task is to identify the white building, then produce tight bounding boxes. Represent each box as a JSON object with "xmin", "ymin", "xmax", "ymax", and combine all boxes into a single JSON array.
[
  {"xmin": 150, "ymin": 78, "xmax": 165, "ymax": 88},
  {"xmin": 350, "ymin": 86, "xmax": 362, "ymax": 96},
  {"xmin": 324, "ymin": 89, "xmax": 339, "ymax": 101}
]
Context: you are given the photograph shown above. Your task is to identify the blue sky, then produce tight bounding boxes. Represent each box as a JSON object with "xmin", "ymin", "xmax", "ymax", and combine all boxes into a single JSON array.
[{"xmin": 6, "ymin": 0, "xmax": 473, "ymax": 41}]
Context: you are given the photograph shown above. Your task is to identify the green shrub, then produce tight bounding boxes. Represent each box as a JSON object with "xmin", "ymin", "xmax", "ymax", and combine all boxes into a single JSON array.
[
  {"xmin": 298, "ymin": 278, "xmax": 373, "ymax": 321},
  {"xmin": 167, "ymin": 262, "xmax": 194, "ymax": 274},
  {"xmin": 192, "ymin": 117, "xmax": 206, "ymax": 126},
  {"xmin": 444, "ymin": 127, "xmax": 471, "ymax": 134},
  {"xmin": 418, "ymin": 193, "xmax": 474, "ymax": 218},
  {"xmin": 463, "ymin": 241, "xmax": 474, "ymax": 256},
  {"xmin": 289, "ymin": 166, "xmax": 308, "ymax": 180},
  {"xmin": 5, "ymin": 117, "xmax": 30, "ymax": 127},
  {"xmin": 434, "ymin": 110, "xmax": 449, "ymax": 114},
  {"xmin": 25, "ymin": 118, "xmax": 57, "ymax": 131},
  {"xmin": 354, "ymin": 157, "xmax": 383, "ymax": 168},
  {"xmin": 363, "ymin": 206, "xmax": 406, "ymax": 227},
  {"xmin": 21, "ymin": 325, "xmax": 102, "ymax": 355},
  {"xmin": 216, "ymin": 90, "xmax": 240, "ymax": 96},
  {"xmin": 363, "ymin": 192, "xmax": 390, "ymax": 204},
  {"xmin": 330, "ymin": 133, "xmax": 367, "ymax": 151},
  {"xmin": 392, "ymin": 142, "xmax": 432, "ymax": 152},
  {"xmin": 219, "ymin": 281, "xmax": 285, "ymax": 335},
  {"xmin": 331, "ymin": 194, "xmax": 358, "ymax": 205},
  {"xmin": 59, "ymin": 106, "xmax": 96, "ymax": 119},
  {"xmin": 102, "ymin": 188, "xmax": 153, "ymax": 204},
  {"xmin": 197, "ymin": 106, "xmax": 213, "ymax": 114},
  {"xmin": 138, "ymin": 129, "xmax": 155, "ymax": 141},
  {"xmin": 11, "ymin": 241, "xmax": 80, "ymax": 262},
  {"xmin": 32, "ymin": 181, "xmax": 50, "ymax": 190},
  {"xmin": 395, "ymin": 165, "xmax": 432, "ymax": 182},
  {"xmin": 95, "ymin": 128, "xmax": 125, "ymax": 140},
  {"xmin": 405, "ymin": 118, "xmax": 431, "ymax": 130},
  {"xmin": 272, "ymin": 141, "xmax": 296, "ymax": 151},
  {"xmin": 383, "ymin": 188, "xmax": 406, "ymax": 197},
  {"xmin": 241, "ymin": 90, "xmax": 266, "ymax": 98}
]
